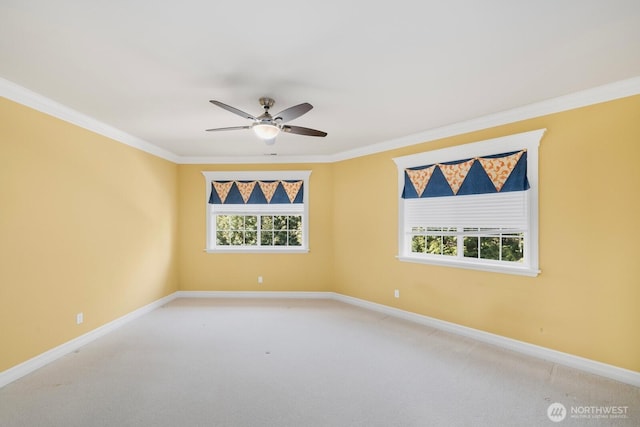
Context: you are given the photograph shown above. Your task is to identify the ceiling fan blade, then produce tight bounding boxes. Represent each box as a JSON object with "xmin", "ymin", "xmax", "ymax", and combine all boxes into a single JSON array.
[
  {"xmin": 282, "ymin": 125, "xmax": 327, "ymax": 137},
  {"xmin": 205, "ymin": 125, "xmax": 252, "ymax": 132},
  {"xmin": 273, "ymin": 103, "xmax": 313, "ymax": 123},
  {"xmin": 209, "ymin": 100, "xmax": 257, "ymax": 120}
]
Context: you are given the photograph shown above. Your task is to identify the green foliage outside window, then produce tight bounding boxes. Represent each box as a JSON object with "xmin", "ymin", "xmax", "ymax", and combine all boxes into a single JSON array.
[
  {"xmin": 216, "ymin": 214, "xmax": 302, "ymax": 247},
  {"xmin": 463, "ymin": 228, "xmax": 523, "ymax": 262},
  {"xmin": 412, "ymin": 226, "xmax": 523, "ymax": 263},
  {"xmin": 411, "ymin": 227, "xmax": 457, "ymax": 256}
]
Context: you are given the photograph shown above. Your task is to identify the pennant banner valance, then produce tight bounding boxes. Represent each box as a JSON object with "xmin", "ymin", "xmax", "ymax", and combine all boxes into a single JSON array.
[
  {"xmin": 402, "ymin": 150, "xmax": 529, "ymax": 199},
  {"xmin": 209, "ymin": 180, "xmax": 303, "ymax": 204}
]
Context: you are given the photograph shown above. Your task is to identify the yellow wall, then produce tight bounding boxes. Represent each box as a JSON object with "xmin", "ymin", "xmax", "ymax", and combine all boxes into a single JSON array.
[
  {"xmin": 2, "ymin": 94, "xmax": 639, "ymax": 375},
  {"xmin": 332, "ymin": 95, "xmax": 640, "ymax": 372},
  {"xmin": 0, "ymin": 99, "xmax": 179, "ymax": 372},
  {"xmin": 177, "ymin": 163, "xmax": 334, "ymax": 291}
]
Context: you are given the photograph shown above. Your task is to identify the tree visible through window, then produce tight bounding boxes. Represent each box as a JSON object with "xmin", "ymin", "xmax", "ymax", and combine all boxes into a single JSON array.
[{"xmin": 215, "ymin": 214, "xmax": 302, "ymax": 247}]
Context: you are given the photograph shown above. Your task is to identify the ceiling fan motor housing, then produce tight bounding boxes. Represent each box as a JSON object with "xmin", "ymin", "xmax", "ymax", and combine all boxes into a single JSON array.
[{"xmin": 259, "ymin": 97, "xmax": 275, "ymax": 110}]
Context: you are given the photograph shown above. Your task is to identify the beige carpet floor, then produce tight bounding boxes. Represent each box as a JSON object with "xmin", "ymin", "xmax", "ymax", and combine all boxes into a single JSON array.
[{"xmin": 0, "ymin": 298, "xmax": 638, "ymax": 426}]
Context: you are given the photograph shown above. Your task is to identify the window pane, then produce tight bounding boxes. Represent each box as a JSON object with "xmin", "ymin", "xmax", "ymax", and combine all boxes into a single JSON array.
[
  {"xmin": 216, "ymin": 231, "xmax": 230, "ymax": 245},
  {"xmin": 261, "ymin": 231, "xmax": 273, "ymax": 245},
  {"xmin": 230, "ymin": 215, "xmax": 244, "ymax": 230},
  {"xmin": 464, "ymin": 236, "xmax": 479, "ymax": 258},
  {"xmin": 274, "ymin": 216, "xmax": 287, "ymax": 230},
  {"xmin": 502, "ymin": 234, "xmax": 523, "ymax": 262},
  {"xmin": 245, "ymin": 215, "xmax": 258, "ymax": 230},
  {"xmin": 480, "ymin": 236, "xmax": 500, "ymax": 260},
  {"xmin": 274, "ymin": 230, "xmax": 288, "ymax": 245},
  {"xmin": 412, "ymin": 235, "xmax": 426, "ymax": 253},
  {"xmin": 288, "ymin": 230, "xmax": 302, "ymax": 246},
  {"xmin": 216, "ymin": 215, "xmax": 230, "ymax": 230},
  {"xmin": 261, "ymin": 215, "xmax": 274, "ymax": 230},
  {"xmin": 230, "ymin": 231, "xmax": 244, "ymax": 245},
  {"xmin": 289, "ymin": 215, "xmax": 301, "ymax": 230},
  {"xmin": 426, "ymin": 235, "xmax": 441, "ymax": 254},
  {"xmin": 443, "ymin": 235, "xmax": 457, "ymax": 256},
  {"xmin": 245, "ymin": 231, "xmax": 257, "ymax": 245}
]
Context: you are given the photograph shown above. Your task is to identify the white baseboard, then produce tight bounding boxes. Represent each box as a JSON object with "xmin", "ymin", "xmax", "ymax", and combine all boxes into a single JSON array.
[
  {"xmin": 2, "ymin": 290, "xmax": 638, "ymax": 389},
  {"xmin": 174, "ymin": 290, "xmax": 332, "ymax": 299},
  {"xmin": 0, "ymin": 293, "xmax": 176, "ymax": 389},
  {"xmin": 330, "ymin": 293, "xmax": 640, "ymax": 388}
]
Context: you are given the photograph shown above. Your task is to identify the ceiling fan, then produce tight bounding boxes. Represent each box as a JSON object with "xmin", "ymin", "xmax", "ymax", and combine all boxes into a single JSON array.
[{"xmin": 206, "ymin": 97, "xmax": 327, "ymax": 145}]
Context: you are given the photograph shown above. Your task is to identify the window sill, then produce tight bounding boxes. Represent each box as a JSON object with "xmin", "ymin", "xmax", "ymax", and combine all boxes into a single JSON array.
[
  {"xmin": 396, "ymin": 255, "xmax": 540, "ymax": 277},
  {"xmin": 205, "ymin": 247, "xmax": 309, "ymax": 254}
]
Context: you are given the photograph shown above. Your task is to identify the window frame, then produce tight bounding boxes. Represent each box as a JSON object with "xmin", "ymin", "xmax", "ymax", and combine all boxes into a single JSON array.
[
  {"xmin": 392, "ymin": 129, "xmax": 544, "ymax": 276},
  {"xmin": 202, "ymin": 170, "xmax": 311, "ymax": 253}
]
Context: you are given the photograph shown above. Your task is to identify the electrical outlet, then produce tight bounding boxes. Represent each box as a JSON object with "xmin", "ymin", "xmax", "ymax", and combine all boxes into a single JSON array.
[
  {"xmin": 76, "ymin": 312, "xmax": 84, "ymax": 325},
  {"xmin": 394, "ymin": 289, "xmax": 400, "ymax": 298},
  {"xmin": 258, "ymin": 276, "xmax": 263, "ymax": 284}
]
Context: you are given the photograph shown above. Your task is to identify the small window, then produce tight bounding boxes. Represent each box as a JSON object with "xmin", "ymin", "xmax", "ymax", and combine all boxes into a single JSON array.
[
  {"xmin": 393, "ymin": 130, "xmax": 544, "ymax": 276},
  {"xmin": 202, "ymin": 171, "xmax": 310, "ymax": 253}
]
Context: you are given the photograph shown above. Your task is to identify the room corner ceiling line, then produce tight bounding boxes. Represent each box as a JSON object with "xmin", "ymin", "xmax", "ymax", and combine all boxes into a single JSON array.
[
  {"xmin": 3, "ymin": 76, "xmax": 639, "ymax": 165},
  {"xmin": 176, "ymin": 154, "xmax": 335, "ymax": 164},
  {"xmin": 329, "ymin": 76, "xmax": 640, "ymax": 163},
  {"xmin": 0, "ymin": 77, "xmax": 180, "ymax": 164}
]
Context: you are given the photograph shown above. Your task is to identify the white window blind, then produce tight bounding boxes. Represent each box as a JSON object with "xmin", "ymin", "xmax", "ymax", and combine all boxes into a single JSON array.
[{"xmin": 404, "ymin": 191, "xmax": 529, "ymax": 231}]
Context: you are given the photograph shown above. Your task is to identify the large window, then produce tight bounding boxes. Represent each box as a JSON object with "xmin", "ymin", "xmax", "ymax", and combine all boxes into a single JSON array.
[
  {"xmin": 202, "ymin": 171, "xmax": 310, "ymax": 253},
  {"xmin": 393, "ymin": 130, "xmax": 544, "ymax": 276}
]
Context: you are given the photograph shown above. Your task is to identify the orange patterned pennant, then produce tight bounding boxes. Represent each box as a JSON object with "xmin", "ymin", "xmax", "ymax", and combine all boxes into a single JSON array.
[
  {"xmin": 258, "ymin": 181, "xmax": 279, "ymax": 203},
  {"xmin": 281, "ymin": 180, "xmax": 303, "ymax": 203},
  {"xmin": 438, "ymin": 159, "xmax": 475, "ymax": 195},
  {"xmin": 235, "ymin": 181, "xmax": 256, "ymax": 203},
  {"xmin": 212, "ymin": 181, "xmax": 233, "ymax": 204},
  {"xmin": 478, "ymin": 150, "xmax": 524, "ymax": 192},
  {"xmin": 406, "ymin": 166, "xmax": 436, "ymax": 197}
]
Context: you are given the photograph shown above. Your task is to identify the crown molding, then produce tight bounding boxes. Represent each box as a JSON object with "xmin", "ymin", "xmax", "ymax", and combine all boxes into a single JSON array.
[
  {"xmin": 177, "ymin": 154, "xmax": 334, "ymax": 164},
  {"xmin": 329, "ymin": 76, "xmax": 640, "ymax": 162},
  {"xmin": 3, "ymin": 76, "xmax": 639, "ymax": 165},
  {"xmin": 0, "ymin": 77, "xmax": 180, "ymax": 163}
]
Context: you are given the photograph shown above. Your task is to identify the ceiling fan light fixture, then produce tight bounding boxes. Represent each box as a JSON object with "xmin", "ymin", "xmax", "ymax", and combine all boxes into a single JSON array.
[{"xmin": 252, "ymin": 123, "xmax": 280, "ymax": 140}]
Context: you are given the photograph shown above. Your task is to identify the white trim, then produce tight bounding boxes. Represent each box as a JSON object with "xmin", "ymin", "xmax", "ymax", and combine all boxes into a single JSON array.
[
  {"xmin": 179, "ymin": 155, "xmax": 334, "ymax": 165},
  {"xmin": 330, "ymin": 293, "xmax": 640, "ymax": 388},
  {"xmin": 396, "ymin": 256, "xmax": 540, "ymax": 277},
  {"xmin": 2, "ymin": 291, "xmax": 638, "ymax": 389},
  {"xmin": 0, "ymin": 77, "xmax": 180, "ymax": 163},
  {"xmin": 204, "ymin": 247, "xmax": 310, "ymax": 254},
  {"xmin": 0, "ymin": 293, "xmax": 176, "ymax": 389},
  {"xmin": 174, "ymin": 291, "xmax": 332, "ymax": 299},
  {"xmin": 331, "ymin": 76, "xmax": 640, "ymax": 162},
  {"xmin": 3, "ymin": 75, "xmax": 639, "ymax": 165}
]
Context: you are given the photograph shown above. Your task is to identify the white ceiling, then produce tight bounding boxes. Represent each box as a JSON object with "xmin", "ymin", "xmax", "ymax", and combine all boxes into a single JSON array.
[{"xmin": 2, "ymin": 0, "xmax": 640, "ymax": 161}]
